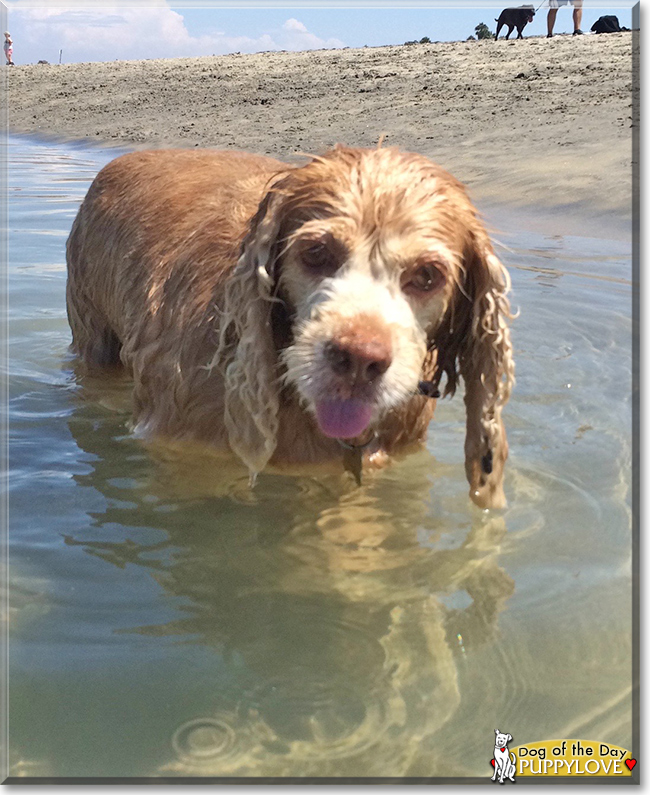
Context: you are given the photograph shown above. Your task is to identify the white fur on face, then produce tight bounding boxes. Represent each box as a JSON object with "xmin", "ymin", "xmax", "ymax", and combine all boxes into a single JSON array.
[
  {"xmin": 272, "ymin": 150, "xmax": 463, "ymax": 429},
  {"xmin": 281, "ymin": 261, "xmax": 437, "ymax": 420}
]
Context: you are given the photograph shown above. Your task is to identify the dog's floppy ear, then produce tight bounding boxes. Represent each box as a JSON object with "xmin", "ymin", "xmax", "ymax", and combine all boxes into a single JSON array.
[
  {"xmin": 507, "ymin": 734, "xmax": 512, "ymax": 742},
  {"xmin": 433, "ymin": 222, "xmax": 514, "ymax": 509},
  {"xmin": 214, "ymin": 177, "xmax": 290, "ymax": 477},
  {"xmin": 460, "ymin": 228, "xmax": 514, "ymax": 509},
  {"xmin": 495, "ymin": 729, "xmax": 500, "ymax": 736}
]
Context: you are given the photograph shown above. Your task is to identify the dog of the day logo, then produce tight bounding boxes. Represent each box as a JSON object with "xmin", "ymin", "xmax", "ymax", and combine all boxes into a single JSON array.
[
  {"xmin": 491, "ymin": 730, "xmax": 516, "ymax": 783},
  {"xmin": 490, "ymin": 735, "xmax": 636, "ymax": 780}
]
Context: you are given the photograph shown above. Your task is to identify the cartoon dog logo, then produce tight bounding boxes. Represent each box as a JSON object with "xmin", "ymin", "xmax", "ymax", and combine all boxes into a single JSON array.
[{"xmin": 492, "ymin": 729, "xmax": 516, "ymax": 783}]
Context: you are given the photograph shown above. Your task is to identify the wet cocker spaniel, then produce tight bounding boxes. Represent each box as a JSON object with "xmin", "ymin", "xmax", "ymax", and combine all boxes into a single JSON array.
[{"xmin": 66, "ymin": 146, "xmax": 514, "ymax": 508}]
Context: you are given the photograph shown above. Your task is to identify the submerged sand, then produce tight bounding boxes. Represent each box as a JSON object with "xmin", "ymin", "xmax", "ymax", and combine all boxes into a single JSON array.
[{"xmin": 7, "ymin": 33, "xmax": 636, "ymax": 235}]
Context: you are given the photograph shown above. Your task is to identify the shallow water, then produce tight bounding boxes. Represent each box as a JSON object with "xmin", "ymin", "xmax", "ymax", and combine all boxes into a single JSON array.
[{"xmin": 7, "ymin": 136, "xmax": 633, "ymax": 779}]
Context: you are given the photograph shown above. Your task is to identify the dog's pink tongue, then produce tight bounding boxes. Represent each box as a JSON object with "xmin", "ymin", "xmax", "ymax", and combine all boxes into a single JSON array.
[{"xmin": 315, "ymin": 399, "xmax": 374, "ymax": 439}]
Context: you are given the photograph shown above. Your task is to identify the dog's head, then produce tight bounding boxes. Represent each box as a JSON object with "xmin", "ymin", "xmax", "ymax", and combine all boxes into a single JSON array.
[
  {"xmin": 218, "ymin": 146, "xmax": 514, "ymax": 507},
  {"xmin": 495, "ymin": 730, "xmax": 512, "ymax": 749},
  {"xmin": 522, "ymin": 4, "xmax": 536, "ymax": 21}
]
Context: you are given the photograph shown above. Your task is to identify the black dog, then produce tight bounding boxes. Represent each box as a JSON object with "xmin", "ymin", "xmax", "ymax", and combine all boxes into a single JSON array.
[{"xmin": 495, "ymin": 5, "xmax": 536, "ymax": 39}]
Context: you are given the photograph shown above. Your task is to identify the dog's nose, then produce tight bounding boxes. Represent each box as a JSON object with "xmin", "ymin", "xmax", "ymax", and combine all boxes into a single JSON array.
[{"xmin": 324, "ymin": 335, "xmax": 392, "ymax": 384}]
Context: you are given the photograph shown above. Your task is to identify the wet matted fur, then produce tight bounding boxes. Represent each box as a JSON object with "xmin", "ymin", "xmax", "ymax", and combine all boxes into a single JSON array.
[{"xmin": 66, "ymin": 146, "xmax": 514, "ymax": 508}]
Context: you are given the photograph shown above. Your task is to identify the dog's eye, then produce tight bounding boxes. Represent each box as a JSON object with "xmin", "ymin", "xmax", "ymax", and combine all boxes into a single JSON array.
[
  {"xmin": 402, "ymin": 262, "xmax": 446, "ymax": 295},
  {"xmin": 298, "ymin": 236, "xmax": 341, "ymax": 277}
]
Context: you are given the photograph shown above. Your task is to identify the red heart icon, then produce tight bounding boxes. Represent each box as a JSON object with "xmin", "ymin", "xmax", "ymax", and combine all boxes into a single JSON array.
[
  {"xmin": 490, "ymin": 759, "xmax": 496, "ymax": 768},
  {"xmin": 625, "ymin": 759, "xmax": 637, "ymax": 771}
]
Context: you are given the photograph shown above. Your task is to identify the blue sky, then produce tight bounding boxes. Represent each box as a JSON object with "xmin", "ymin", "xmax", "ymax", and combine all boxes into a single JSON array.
[{"xmin": 5, "ymin": 2, "xmax": 636, "ymax": 65}]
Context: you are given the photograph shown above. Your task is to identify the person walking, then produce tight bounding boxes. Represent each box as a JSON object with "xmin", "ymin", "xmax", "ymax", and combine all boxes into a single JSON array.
[{"xmin": 547, "ymin": 0, "xmax": 583, "ymax": 37}]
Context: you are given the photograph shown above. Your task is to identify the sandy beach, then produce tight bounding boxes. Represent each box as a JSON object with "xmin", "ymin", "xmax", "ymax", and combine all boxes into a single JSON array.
[{"xmin": 7, "ymin": 33, "xmax": 635, "ymax": 235}]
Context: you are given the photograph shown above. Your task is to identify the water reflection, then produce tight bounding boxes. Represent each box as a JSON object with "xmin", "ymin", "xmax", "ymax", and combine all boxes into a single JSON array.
[{"xmin": 62, "ymin": 400, "xmax": 514, "ymax": 776}]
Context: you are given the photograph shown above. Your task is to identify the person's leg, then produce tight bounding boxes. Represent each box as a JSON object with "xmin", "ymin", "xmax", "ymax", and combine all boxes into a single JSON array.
[
  {"xmin": 573, "ymin": 0, "xmax": 583, "ymax": 33},
  {"xmin": 547, "ymin": 8, "xmax": 558, "ymax": 36}
]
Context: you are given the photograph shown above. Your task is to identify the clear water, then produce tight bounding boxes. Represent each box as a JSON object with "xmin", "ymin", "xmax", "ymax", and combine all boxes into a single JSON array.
[{"xmin": 7, "ymin": 136, "xmax": 633, "ymax": 779}]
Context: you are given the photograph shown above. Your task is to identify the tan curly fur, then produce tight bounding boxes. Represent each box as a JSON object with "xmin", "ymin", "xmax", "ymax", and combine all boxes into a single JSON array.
[
  {"xmin": 66, "ymin": 145, "xmax": 515, "ymax": 508},
  {"xmin": 214, "ymin": 190, "xmax": 286, "ymax": 476}
]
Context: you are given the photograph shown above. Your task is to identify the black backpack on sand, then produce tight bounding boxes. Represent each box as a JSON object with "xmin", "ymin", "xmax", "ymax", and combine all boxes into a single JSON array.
[{"xmin": 591, "ymin": 15, "xmax": 627, "ymax": 33}]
